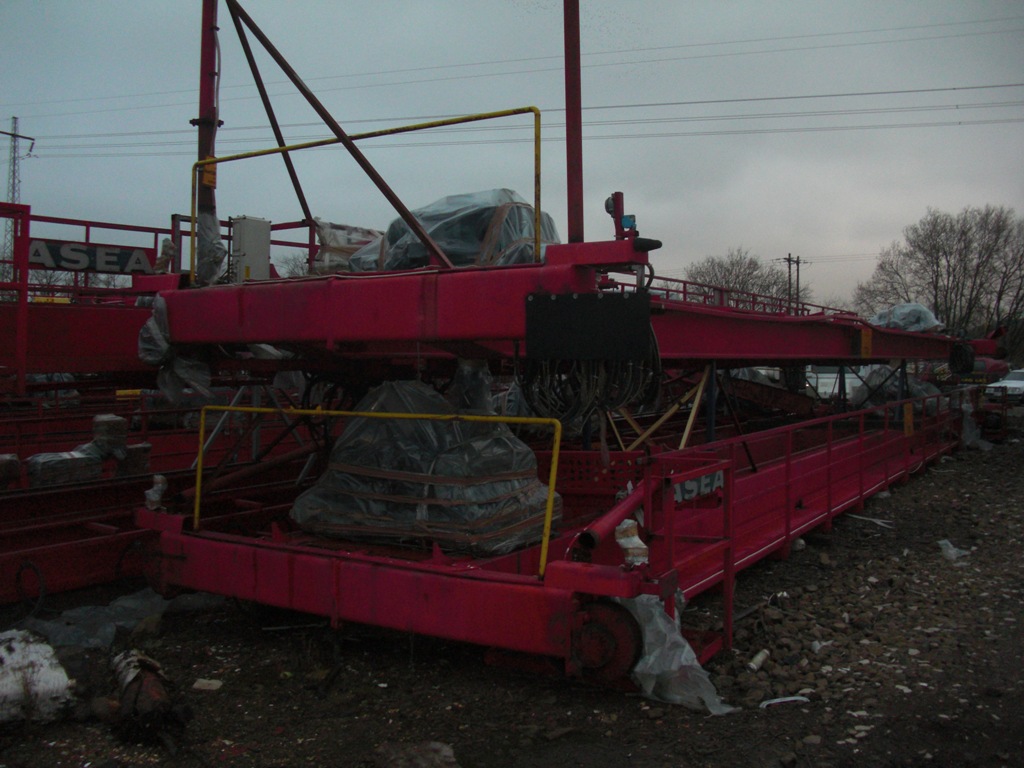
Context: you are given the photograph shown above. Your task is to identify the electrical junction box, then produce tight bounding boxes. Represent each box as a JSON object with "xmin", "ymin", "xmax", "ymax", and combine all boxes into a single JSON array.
[{"xmin": 230, "ymin": 216, "xmax": 271, "ymax": 282}]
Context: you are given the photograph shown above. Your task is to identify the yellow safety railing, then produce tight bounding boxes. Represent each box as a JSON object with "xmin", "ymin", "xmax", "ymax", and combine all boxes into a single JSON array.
[
  {"xmin": 189, "ymin": 107, "xmax": 543, "ymax": 282},
  {"xmin": 194, "ymin": 405, "xmax": 562, "ymax": 576}
]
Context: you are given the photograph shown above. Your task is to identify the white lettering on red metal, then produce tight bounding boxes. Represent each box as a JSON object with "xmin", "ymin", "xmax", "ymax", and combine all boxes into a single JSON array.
[
  {"xmin": 27, "ymin": 239, "xmax": 155, "ymax": 274},
  {"xmin": 673, "ymin": 470, "xmax": 725, "ymax": 502},
  {"xmin": 94, "ymin": 247, "xmax": 121, "ymax": 272},
  {"xmin": 58, "ymin": 243, "xmax": 90, "ymax": 269},
  {"xmin": 27, "ymin": 240, "xmax": 56, "ymax": 268}
]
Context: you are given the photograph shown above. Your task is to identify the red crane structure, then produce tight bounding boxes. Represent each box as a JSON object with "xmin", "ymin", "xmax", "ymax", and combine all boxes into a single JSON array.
[{"xmin": 1, "ymin": 0, "xmax": 985, "ymax": 683}]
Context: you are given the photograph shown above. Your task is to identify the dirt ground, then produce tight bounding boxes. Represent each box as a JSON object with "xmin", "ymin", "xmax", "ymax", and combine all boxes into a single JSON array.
[{"xmin": 1, "ymin": 430, "xmax": 1022, "ymax": 768}]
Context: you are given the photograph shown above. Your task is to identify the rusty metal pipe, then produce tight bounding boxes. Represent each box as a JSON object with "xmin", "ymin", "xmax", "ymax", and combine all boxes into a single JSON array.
[
  {"xmin": 227, "ymin": 4, "xmax": 312, "ymax": 223},
  {"xmin": 575, "ymin": 480, "xmax": 648, "ymax": 551},
  {"xmin": 194, "ymin": 0, "xmax": 219, "ymax": 215},
  {"xmin": 224, "ymin": 0, "xmax": 453, "ymax": 269}
]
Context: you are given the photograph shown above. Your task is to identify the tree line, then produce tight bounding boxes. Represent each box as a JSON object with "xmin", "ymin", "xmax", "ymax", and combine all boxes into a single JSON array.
[
  {"xmin": 675, "ymin": 206, "xmax": 1024, "ymax": 364},
  {"xmin": 852, "ymin": 206, "xmax": 1023, "ymax": 362}
]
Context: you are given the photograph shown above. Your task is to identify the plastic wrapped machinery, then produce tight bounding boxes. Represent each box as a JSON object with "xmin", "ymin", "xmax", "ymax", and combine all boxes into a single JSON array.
[
  {"xmin": 290, "ymin": 380, "xmax": 561, "ymax": 556},
  {"xmin": 348, "ymin": 188, "xmax": 559, "ymax": 272}
]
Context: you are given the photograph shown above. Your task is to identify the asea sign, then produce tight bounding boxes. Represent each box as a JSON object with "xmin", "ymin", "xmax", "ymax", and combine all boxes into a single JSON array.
[
  {"xmin": 28, "ymin": 239, "xmax": 155, "ymax": 274},
  {"xmin": 673, "ymin": 469, "xmax": 725, "ymax": 502}
]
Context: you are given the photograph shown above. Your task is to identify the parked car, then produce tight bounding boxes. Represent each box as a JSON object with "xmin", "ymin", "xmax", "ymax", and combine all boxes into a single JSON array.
[
  {"xmin": 985, "ymin": 369, "xmax": 1024, "ymax": 404},
  {"xmin": 957, "ymin": 357, "xmax": 1011, "ymax": 387},
  {"xmin": 807, "ymin": 365, "xmax": 843, "ymax": 399},
  {"xmin": 913, "ymin": 357, "xmax": 1009, "ymax": 390}
]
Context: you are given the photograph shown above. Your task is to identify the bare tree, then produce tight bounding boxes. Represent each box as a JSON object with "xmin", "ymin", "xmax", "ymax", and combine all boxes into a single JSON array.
[
  {"xmin": 684, "ymin": 247, "xmax": 803, "ymax": 300},
  {"xmin": 988, "ymin": 218, "xmax": 1024, "ymax": 359},
  {"xmin": 852, "ymin": 243, "xmax": 914, "ymax": 315},
  {"xmin": 274, "ymin": 250, "xmax": 312, "ymax": 277},
  {"xmin": 815, "ymin": 291, "xmax": 855, "ymax": 312},
  {"xmin": 854, "ymin": 206, "xmax": 1024, "ymax": 359}
]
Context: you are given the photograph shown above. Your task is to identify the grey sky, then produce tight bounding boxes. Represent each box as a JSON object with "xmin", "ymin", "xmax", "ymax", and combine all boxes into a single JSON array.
[{"xmin": 2, "ymin": 1, "xmax": 1022, "ymax": 302}]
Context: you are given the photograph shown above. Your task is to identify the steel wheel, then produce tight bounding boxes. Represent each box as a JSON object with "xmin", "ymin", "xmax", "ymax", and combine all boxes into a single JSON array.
[{"xmin": 574, "ymin": 600, "xmax": 644, "ymax": 685}]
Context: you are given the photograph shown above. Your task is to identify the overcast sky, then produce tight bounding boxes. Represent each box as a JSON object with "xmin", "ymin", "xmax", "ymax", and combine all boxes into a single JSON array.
[{"xmin": 2, "ymin": 1, "xmax": 1022, "ymax": 302}]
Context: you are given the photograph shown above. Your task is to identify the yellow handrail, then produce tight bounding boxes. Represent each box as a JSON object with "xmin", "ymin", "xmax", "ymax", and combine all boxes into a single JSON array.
[
  {"xmin": 194, "ymin": 405, "xmax": 562, "ymax": 576},
  {"xmin": 189, "ymin": 107, "xmax": 543, "ymax": 282}
]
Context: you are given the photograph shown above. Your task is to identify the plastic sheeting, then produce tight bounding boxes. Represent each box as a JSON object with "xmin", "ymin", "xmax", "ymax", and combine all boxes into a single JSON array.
[
  {"xmin": 0, "ymin": 630, "xmax": 74, "ymax": 723},
  {"xmin": 154, "ymin": 237, "xmax": 177, "ymax": 273},
  {"xmin": 868, "ymin": 303, "xmax": 944, "ymax": 333},
  {"xmin": 137, "ymin": 295, "xmax": 213, "ymax": 404},
  {"xmin": 849, "ymin": 364, "xmax": 941, "ymax": 409},
  {"xmin": 348, "ymin": 189, "xmax": 559, "ymax": 272},
  {"xmin": 290, "ymin": 380, "xmax": 561, "ymax": 555},
  {"xmin": 729, "ymin": 367, "xmax": 780, "ymax": 387},
  {"xmin": 25, "ymin": 415, "xmax": 141, "ymax": 486},
  {"xmin": 618, "ymin": 596, "xmax": 736, "ymax": 714},
  {"xmin": 313, "ymin": 217, "xmax": 381, "ymax": 273},
  {"xmin": 21, "ymin": 588, "xmax": 225, "ymax": 650},
  {"xmin": 26, "ymin": 372, "xmax": 79, "ymax": 407},
  {"xmin": 195, "ymin": 210, "xmax": 228, "ymax": 286},
  {"xmin": 25, "ymin": 450, "xmax": 102, "ymax": 487}
]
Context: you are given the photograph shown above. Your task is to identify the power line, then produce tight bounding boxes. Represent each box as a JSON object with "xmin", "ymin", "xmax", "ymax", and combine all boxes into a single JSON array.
[
  {"xmin": 6, "ymin": 25, "xmax": 1023, "ymax": 119},
  {"xmin": 25, "ymin": 84, "xmax": 1024, "ymax": 148},
  {"xmin": 30, "ymin": 115, "xmax": 1024, "ymax": 160},
  {"xmin": 6, "ymin": 15, "xmax": 1021, "ymax": 111},
  {"xmin": 584, "ymin": 83, "xmax": 1024, "ymax": 113},
  {"xmin": 35, "ymin": 96, "xmax": 1024, "ymax": 146},
  {"xmin": 36, "ymin": 109, "xmax": 1024, "ymax": 153}
]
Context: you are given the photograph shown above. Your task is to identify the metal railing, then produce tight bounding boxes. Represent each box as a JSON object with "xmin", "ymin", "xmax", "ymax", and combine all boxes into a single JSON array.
[
  {"xmin": 645, "ymin": 274, "xmax": 850, "ymax": 317},
  {"xmin": 190, "ymin": 107, "xmax": 544, "ymax": 282},
  {"xmin": 0, "ymin": 207, "xmax": 174, "ymax": 301},
  {"xmin": 193, "ymin": 405, "xmax": 563, "ymax": 576}
]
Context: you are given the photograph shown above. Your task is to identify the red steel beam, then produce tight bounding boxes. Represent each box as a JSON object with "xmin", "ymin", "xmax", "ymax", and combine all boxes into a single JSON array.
[
  {"xmin": 225, "ymin": 1, "xmax": 312, "ymax": 224},
  {"xmin": 158, "ymin": 239, "xmax": 958, "ymax": 365},
  {"xmin": 223, "ymin": 0, "xmax": 453, "ymax": 269},
  {"xmin": 194, "ymin": 0, "xmax": 219, "ymax": 215},
  {"xmin": 0, "ymin": 303, "xmax": 152, "ymax": 378},
  {"xmin": 142, "ymin": 507, "xmax": 576, "ymax": 658},
  {"xmin": 135, "ymin": 396, "xmax": 962, "ymax": 670},
  {"xmin": 563, "ymin": 0, "xmax": 584, "ymax": 242}
]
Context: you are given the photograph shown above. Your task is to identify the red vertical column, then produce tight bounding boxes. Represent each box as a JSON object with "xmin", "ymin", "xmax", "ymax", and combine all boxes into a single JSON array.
[{"xmin": 563, "ymin": 0, "xmax": 584, "ymax": 242}]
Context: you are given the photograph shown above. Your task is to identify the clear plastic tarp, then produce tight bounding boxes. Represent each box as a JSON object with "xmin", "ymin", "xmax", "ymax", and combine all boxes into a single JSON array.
[
  {"xmin": 289, "ymin": 379, "xmax": 561, "ymax": 556},
  {"xmin": 195, "ymin": 210, "xmax": 228, "ymax": 286},
  {"xmin": 137, "ymin": 295, "xmax": 213, "ymax": 403},
  {"xmin": 868, "ymin": 303, "xmax": 944, "ymax": 333},
  {"xmin": 25, "ymin": 450, "xmax": 102, "ymax": 487},
  {"xmin": 619, "ymin": 596, "xmax": 736, "ymax": 714},
  {"xmin": 312, "ymin": 217, "xmax": 382, "ymax": 273},
  {"xmin": 25, "ymin": 373, "xmax": 79, "ymax": 407},
  {"xmin": 348, "ymin": 189, "xmax": 559, "ymax": 272},
  {"xmin": 849, "ymin": 364, "xmax": 941, "ymax": 409}
]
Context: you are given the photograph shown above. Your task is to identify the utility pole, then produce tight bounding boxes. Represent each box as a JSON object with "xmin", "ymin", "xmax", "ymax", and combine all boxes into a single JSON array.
[
  {"xmin": 785, "ymin": 252, "xmax": 792, "ymax": 312},
  {"xmin": 795, "ymin": 254, "xmax": 801, "ymax": 310},
  {"xmin": 3, "ymin": 117, "xmax": 36, "ymax": 265},
  {"xmin": 782, "ymin": 253, "xmax": 803, "ymax": 314}
]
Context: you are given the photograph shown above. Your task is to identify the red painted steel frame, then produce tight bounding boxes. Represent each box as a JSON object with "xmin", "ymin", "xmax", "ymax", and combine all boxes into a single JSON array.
[
  {"xmin": 158, "ymin": 240, "xmax": 958, "ymax": 367},
  {"xmin": 0, "ymin": 452, "xmax": 317, "ymax": 604},
  {"xmin": 0, "ymin": 303, "xmax": 154, "ymax": 380},
  {"xmin": 0, "ymin": 383, "xmax": 319, "ymax": 602},
  {"xmin": 563, "ymin": 0, "xmax": 584, "ymax": 243},
  {"xmin": 0, "ymin": 203, "xmax": 325, "ymax": 393},
  {"xmin": 0, "ymin": 204, "xmax": 179, "ymax": 390},
  {"xmin": 138, "ymin": 453, "xmax": 729, "ymax": 666},
  {"xmin": 138, "ymin": 390, "xmax": 963, "ymax": 670}
]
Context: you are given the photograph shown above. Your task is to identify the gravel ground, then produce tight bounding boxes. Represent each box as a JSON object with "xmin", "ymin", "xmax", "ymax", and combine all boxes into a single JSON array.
[{"xmin": 1, "ymin": 431, "xmax": 1021, "ymax": 768}]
